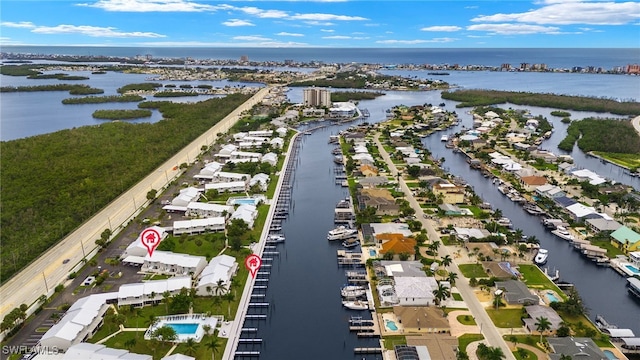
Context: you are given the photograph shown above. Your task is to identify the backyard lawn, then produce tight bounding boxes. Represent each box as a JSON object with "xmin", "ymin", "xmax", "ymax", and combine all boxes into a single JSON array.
[
  {"xmin": 459, "ymin": 264, "xmax": 489, "ymax": 278},
  {"xmin": 486, "ymin": 308, "xmax": 524, "ymax": 328}
]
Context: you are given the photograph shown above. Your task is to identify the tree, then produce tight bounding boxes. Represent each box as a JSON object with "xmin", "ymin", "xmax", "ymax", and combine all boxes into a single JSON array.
[
  {"xmin": 223, "ymin": 292, "xmax": 235, "ymax": 317},
  {"xmin": 184, "ymin": 338, "xmax": 199, "ymax": 356},
  {"xmin": 203, "ymin": 324, "xmax": 212, "ymax": 336},
  {"xmin": 429, "ymin": 240, "xmax": 441, "ymax": 260},
  {"xmin": 556, "ymin": 322, "xmax": 571, "ymax": 337},
  {"xmin": 152, "ymin": 325, "xmax": 177, "ymax": 344},
  {"xmin": 162, "ymin": 291, "xmax": 171, "ymax": 313},
  {"xmin": 124, "ymin": 338, "xmax": 137, "ymax": 350},
  {"xmin": 447, "ymin": 271, "xmax": 458, "ymax": 285},
  {"xmin": 207, "ymin": 336, "xmax": 221, "ymax": 360},
  {"xmin": 432, "ymin": 282, "xmax": 451, "ymax": 306},
  {"xmin": 535, "ymin": 316, "xmax": 552, "ymax": 344},
  {"xmin": 492, "ymin": 208, "xmax": 503, "ymax": 219},
  {"xmin": 441, "ymin": 254, "xmax": 453, "ymax": 268},
  {"xmin": 146, "ymin": 188, "xmax": 158, "ymax": 201},
  {"xmin": 214, "ymin": 279, "xmax": 226, "ymax": 296},
  {"xmin": 509, "ymin": 335, "xmax": 519, "ymax": 350}
]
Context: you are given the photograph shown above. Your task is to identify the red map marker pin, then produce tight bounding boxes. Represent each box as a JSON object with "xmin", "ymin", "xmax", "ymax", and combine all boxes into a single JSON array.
[
  {"xmin": 245, "ymin": 254, "xmax": 262, "ymax": 278},
  {"xmin": 141, "ymin": 228, "xmax": 161, "ymax": 257}
]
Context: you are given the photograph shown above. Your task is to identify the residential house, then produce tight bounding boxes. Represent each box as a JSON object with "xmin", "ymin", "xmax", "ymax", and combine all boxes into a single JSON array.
[
  {"xmin": 523, "ymin": 305, "xmax": 563, "ymax": 334},
  {"xmin": 194, "ymin": 161, "xmax": 224, "ymax": 181},
  {"xmin": 172, "ymin": 217, "xmax": 226, "ymax": 235},
  {"xmin": 204, "ymin": 181, "xmax": 247, "ymax": 194},
  {"xmin": 357, "ymin": 188, "xmax": 400, "ymax": 215},
  {"xmin": 359, "ymin": 164, "xmax": 378, "ymax": 177},
  {"xmin": 186, "ymin": 203, "xmax": 232, "ymax": 218},
  {"xmin": 585, "ymin": 218, "xmax": 622, "ymax": 234},
  {"xmin": 358, "ymin": 176, "xmax": 388, "ymax": 188},
  {"xmin": 495, "ymin": 280, "xmax": 538, "ymax": 305},
  {"xmin": 376, "ymin": 233, "xmax": 417, "ymax": 260},
  {"xmin": 117, "ymin": 277, "xmax": 191, "ymax": 308},
  {"xmin": 230, "ymin": 204, "xmax": 258, "ymax": 228},
  {"xmin": 141, "ymin": 251, "xmax": 207, "ymax": 277},
  {"xmin": 170, "ymin": 187, "xmax": 201, "ymax": 207},
  {"xmin": 261, "ymin": 152, "xmax": 278, "ymax": 166},
  {"xmin": 547, "ymin": 337, "xmax": 609, "ymax": 360},
  {"xmin": 565, "ymin": 203, "xmax": 598, "ymax": 222},
  {"xmin": 558, "ymin": 162, "xmax": 575, "ymax": 174},
  {"xmin": 610, "ymin": 226, "xmax": 640, "ymax": 253},
  {"xmin": 228, "ymin": 150, "xmax": 262, "ymax": 162},
  {"xmin": 536, "ymin": 184, "xmax": 566, "ymax": 198},
  {"xmin": 571, "ymin": 169, "xmax": 607, "ymax": 185},
  {"xmin": 269, "ymin": 137, "xmax": 284, "ymax": 149},
  {"xmin": 393, "ymin": 306, "xmax": 450, "ymax": 334},
  {"xmin": 248, "ymin": 130, "xmax": 274, "ymax": 137},
  {"xmin": 519, "ymin": 175, "xmax": 547, "ymax": 191},
  {"xmin": 196, "ymin": 255, "xmax": 238, "ymax": 296},
  {"xmin": 249, "ymin": 173, "xmax": 270, "ymax": 192},
  {"xmin": 40, "ymin": 292, "xmax": 118, "ymax": 351},
  {"xmin": 214, "ymin": 144, "xmax": 238, "ymax": 160},
  {"xmin": 123, "ymin": 226, "xmax": 168, "ymax": 258},
  {"xmin": 210, "ymin": 171, "xmax": 249, "ymax": 184},
  {"xmin": 432, "ymin": 183, "xmax": 465, "ymax": 204},
  {"xmin": 62, "ymin": 343, "xmax": 153, "ymax": 360}
]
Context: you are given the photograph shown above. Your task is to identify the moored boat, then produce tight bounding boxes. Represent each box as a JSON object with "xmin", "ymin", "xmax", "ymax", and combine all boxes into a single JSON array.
[
  {"xmin": 534, "ymin": 248, "xmax": 549, "ymax": 265},
  {"xmin": 342, "ymin": 300, "xmax": 369, "ymax": 310},
  {"xmin": 327, "ymin": 226, "xmax": 358, "ymax": 241},
  {"xmin": 551, "ymin": 226, "xmax": 575, "ymax": 241},
  {"xmin": 342, "ymin": 238, "xmax": 360, "ymax": 248},
  {"xmin": 341, "ymin": 285, "xmax": 366, "ymax": 298}
]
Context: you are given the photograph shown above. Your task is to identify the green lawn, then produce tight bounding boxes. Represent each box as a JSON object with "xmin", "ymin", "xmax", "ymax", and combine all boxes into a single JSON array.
[
  {"xmin": 456, "ymin": 314, "xmax": 476, "ymax": 325},
  {"xmin": 590, "ymin": 240, "xmax": 625, "ymax": 258},
  {"xmin": 513, "ymin": 346, "xmax": 538, "ymax": 360},
  {"xmin": 503, "ymin": 335, "xmax": 546, "ymax": 351},
  {"xmin": 593, "ymin": 151, "xmax": 640, "ymax": 169},
  {"xmin": 100, "ymin": 330, "xmax": 223, "ymax": 360},
  {"xmin": 452, "ymin": 293, "xmax": 463, "ymax": 301},
  {"xmin": 458, "ymin": 264, "xmax": 489, "ymax": 278},
  {"xmin": 518, "ymin": 265, "xmax": 565, "ymax": 296},
  {"xmin": 486, "ymin": 308, "xmax": 524, "ymax": 328},
  {"xmin": 458, "ymin": 334, "xmax": 484, "ymax": 354},
  {"xmin": 383, "ymin": 335, "xmax": 407, "ymax": 350}
]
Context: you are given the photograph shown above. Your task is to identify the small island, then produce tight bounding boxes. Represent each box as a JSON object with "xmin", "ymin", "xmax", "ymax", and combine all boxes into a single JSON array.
[{"xmin": 92, "ymin": 109, "xmax": 152, "ymax": 120}]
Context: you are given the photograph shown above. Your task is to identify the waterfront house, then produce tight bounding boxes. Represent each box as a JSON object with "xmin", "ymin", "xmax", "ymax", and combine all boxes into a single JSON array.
[
  {"xmin": 172, "ymin": 217, "xmax": 226, "ymax": 235},
  {"xmin": 565, "ymin": 203, "xmax": 598, "ymax": 222},
  {"xmin": 377, "ymin": 233, "xmax": 417, "ymax": 260},
  {"xmin": 523, "ymin": 305, "xmax": 563, "ymax": 335},
  {"xmin": 359, "ymin": 164, "xmax": 378, "ymax": 177},
  {"xmin": 269, "ymin": 137, "xmax": 284, "ymax": 149},
  {"xmin": 432, "ymin": 183, "xmax": 465, "ymax": 204},
  {"xmin": 536, "ymin": 184, "xmax": 566, "ymax": 198},
  {"xmin": 248, "ymin": 130, "xmax": 274, "ymax": 138},
  {"xmin": 63, "ymin": 343, "xmax": 153, "ymax": 360},
  {"xmin": 117, "ymin": 276, "xmax": 191, "ymax": 308},
  {"xmin": 40, "ymin": 292, "xmax": 118, "ymax": 351},
  {"xmin": 610, "ymin": 226, "xmax": 640, "ymax": 254},
  {"xmin": 261, "ymin": 152, "xmax": 278, "ymax": 166},
  {"xmin": 571, "ymin": 169, "xmax": 607, "ymax": 185},
  {"xmin": 547, "ymin": 337, "xmax": 609, "ymax": 360},
  {"xmin": 230, "ymin": 204, "xmax": 258, "ymax": 228},
  {"xmin": 141, "ymin": 251, "xmax": 207, "ymax": 277},
  {"xmin": 357, "ymin": 188, "xmax": 400, "ymax": 215},
  {"xmin": 249, "ymin": 173, "xmax": 270, "ymax": 192},
  {"xmin": 495, "ymin": 280, "xmax": 538, "ymax": 305},
  {"xmin": 209, "ymin": 171, "xmax": 249, "ymax": 184},
  {"xmin": 558, "ymin": 162, "xmax": 575, "ymax": 174},
  {"xmin": 519, "ymin": 175, "xmax": 547, "ymax": 191},
  {"xmin": 393, "ymin": 306, "xmax": 450, "ymax": 334},
  {"xmin": 204, "ymin": 181, "xmax": 247, "ymax": 194},
  {"xmin": 358, "ymin": 176, "xmax": 389, "ymax": 188},
  {"xmin": 585, "ymin": 217, "xmax": 622, "ymax": 234},
  {"xmin": 196, "ymin": 254, "xmax": 238, "ymax": 296}
]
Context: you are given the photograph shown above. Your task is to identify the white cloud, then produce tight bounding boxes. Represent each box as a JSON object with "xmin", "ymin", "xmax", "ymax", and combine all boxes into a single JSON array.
[
  {"xmin": 222, "ymin": 19, "xmax": 254, "ymax": 27},
  {"xmin": 236, "ymin": 6, "xmax": 289, "ymax": 19},
  {"xmin": 1, "ymin": 21, "xmax": 36, "ymax": 28},
  {"xmin": 472, "ymin": 1, "xmax": 640, "ymax": 25},
  {"xmin": 233, "ymin": 35, "xmax": 272, "ymax": 41},
  {"xmin": 322, "ymin": 35, "xmax": 370, "ymax": 40},
  {"xmin": 137, "ymin": 40, "xmax": 309, "ymax": 47},
  {"xmin": 320, "ymin": 29, "xmax": 335, "ymax": 32},
  {"xmin": 467, "ymin": 23, "xmax": 561, "ymax": 34},
  {"xmin": 277, "ymin": 32, "xmax": 304, "ymax": 36},
  {"xmin": 79, "ymin": 0, "xmax": 216, "ymax": 12},
  {"xmin": 31, "ymin": 24, "xmax": 166, "ymax": 37},
  {"xmin": 465, "ymin": 5, "xmax": 479, "ymax": 9},
  {"xmin": 304, "ymin": 21, "xmax": 335, "ymax": 26},
  {"xmin": 420, "ymin": 26, "xmax": 462, "ymax": 32},
  {"xmin": 290, "ymin": 13, "xmax": 367, "ymax": 21},
  {"xmin": 376, "ymin": 37, "xmax": 457, "ymax": 44}
]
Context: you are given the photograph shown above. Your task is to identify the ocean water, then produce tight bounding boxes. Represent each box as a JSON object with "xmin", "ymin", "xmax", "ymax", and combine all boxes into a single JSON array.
[{"xmin": 2, "ymin": 46, "xmax": 639, "ymax": 69}]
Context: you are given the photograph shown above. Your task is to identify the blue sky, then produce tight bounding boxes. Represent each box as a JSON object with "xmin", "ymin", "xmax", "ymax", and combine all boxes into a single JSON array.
[{"xmin": 1, "ymin": 0, "xmax": 639, "ymax": 47}]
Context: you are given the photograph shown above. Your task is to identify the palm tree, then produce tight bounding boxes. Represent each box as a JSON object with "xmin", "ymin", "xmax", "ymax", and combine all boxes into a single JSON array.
[
  {"xmin": 184, "ymin": 338, "xmax": 199, "ymax": 356},
  {"xmin": 203, "ymin": 324, "xmax": 212, "ymax": 336},
  {"xmin": 162, "ymin": 291, "xmax": 171, "ymax": 313},
  {"xmin": 535, "ymin": 316, "xmax": 552, "ymax": 344},
  {"xmin": 124, "ymin": 338, "xmax": 136, "ymax": 350},
  {"xmin": 492, "ymin": 208, "xmax": 503, "ymax": 219},
  {"xmin": 441, "ymin": 254, "xmax": 452, "ymax": 268},
  {"xmin": 509, "ymin": 335, "xmax": 519, "ymax": 350},
  {"xmin": 432, "ymin": 282, "xmax": 451, "ymax": 306},
  {"xmin": 446, "ymin": 271, "xmax": 458, "ymax": 285},
  {"xmin": 429, "ymin": 240, "xmax": 441, "ymax": 260},
  {"xmin": 214, "ymin": 279, "xmax": 226, "ymax": 296},
  {"xmin": 223, "ymin": 292, "xmax": 235, "ymax": 317},
  {"xmin": 207, "ymin": 336, "xmax": 221, "ymax": 360}
]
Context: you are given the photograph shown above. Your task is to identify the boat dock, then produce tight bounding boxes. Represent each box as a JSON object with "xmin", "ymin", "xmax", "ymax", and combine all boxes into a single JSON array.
[
  {"xmin": 349, "ymin": 315, "xmax": 381, "ymax": 337},
  {"xmin": 337, "ymin": 250, "xmax": 364, "ymax": 266},
  {"xmin": 354, "ymin": 347, "xmax": 383, "ymax": 354}
]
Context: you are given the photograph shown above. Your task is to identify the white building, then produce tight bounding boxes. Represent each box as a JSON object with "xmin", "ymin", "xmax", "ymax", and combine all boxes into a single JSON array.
[
  {"xmin": 204, "ymin": 181, "xmax": 247, "ymax": 194},
  {"xmin": 275, "ymin": 127, "xmax": 288, "ymax": 137},
  {"xmin": 230, "ymin": 204, "xmax": 258, "ymax": 229},
  {"xmin": 269, "ymin": 137, "xmax": 284, "ymax": 149},
  {"xmin": 303, "ymin": 87, "xmax": 331, "ymax": 107},
  {"xmin": 229, "ymin": 150, "xmax": 262, "ymax": 162},
  {"xmin": 248, "ymin": 130, "xmax": 274, "ymax": 137},
  {"xmin": 40, "ymin": 292, "xmax": 118, "ymax": 351},
  {"xmin": 194, "ymin": 161, "xmax": 224, "ymax": 181},
  {"xmin": 249, "ymin": 173, "xmax": 270, "ymax": 192},
  {"xmin": 210, "ymin": 171, "xmax": 249, "ymax": 184},
  {"xmin": 196, "ymin": 255, "xmax": 239, "ymax": 296},
  {"xmin": 141, "ymin": 251, "xmax": 207, "ymax": 277},
  {"xmin": 117, "ymin": 276, "xmax": 191, "ymax": 308},
  {"xmin": 62, "ymin": 342, "xmax": 152, "ymax": 360},
  {"xmin": 186, "ymin": 202, "xmax": 233, "ymax": 218},
  {"xmin": 394, "ymin": 276, "xmax": 438, "ymax": 306},
  {"xmin": 170, "ymin": 187, "xmax": 201, "ymax": 207},
  {"xmin": 214, "ymin": 144, "xmax": 238, "ymax": 159},
  {"xmin": 172, "ymin": 217, "xmax": 226, "ymax": 235},
  {"xmin": 122, "ymin": 226, "xmax": 168, "ymax": 259},
  {"xmin": 261, "ymin": 152, "xmax": 278, "ymax": 166},
  {"xmin": 329, "ymin": 102, "xmax": 358, "ymax": 118}
]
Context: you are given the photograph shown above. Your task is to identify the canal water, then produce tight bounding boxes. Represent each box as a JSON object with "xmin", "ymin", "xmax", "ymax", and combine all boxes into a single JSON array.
[{"xmin": 244, "ymin": 88, "xmax": 640, "ymax": 359}]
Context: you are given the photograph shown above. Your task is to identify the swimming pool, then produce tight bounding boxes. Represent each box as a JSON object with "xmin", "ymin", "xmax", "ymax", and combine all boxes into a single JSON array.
[
  {"xmin": 231, "ymin": 198, "xmax": 259, "ymax": 205},
  {"xmin": 385, "ymin": 319, "xmax": 398, "ymax": 331},
  {"xmin": 624, "ymin": 264, "xmax": 640, "ymax": 275},
  {"xmin": 603, "ymin": 350, "xmax": 618, "ymax": 360},
  {"xmin": 369, "ymin": 249, "xmax": 377, "ymax": 257},
  {"xmin": 167, "ymin": 323, "xmax": 199, "ymax": 335},
  {"xmin": 546, "ymin": 292, "xmax": 560, "ymax": 303}
]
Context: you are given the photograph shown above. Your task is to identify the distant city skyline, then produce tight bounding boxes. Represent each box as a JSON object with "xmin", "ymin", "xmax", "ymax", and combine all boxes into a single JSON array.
[{"xmin": 1, "ymin": 0, "xmax": 639, "ymax": 48}]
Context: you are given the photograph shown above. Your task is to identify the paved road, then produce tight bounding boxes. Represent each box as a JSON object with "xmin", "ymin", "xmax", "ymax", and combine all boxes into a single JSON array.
[
  {"xmin": 0, "ymin": 86, "xmax": 273, "ymax": 326},
  {"xmin": 374, "ymin": 134, "xmax": 517, "ymax": 360}
]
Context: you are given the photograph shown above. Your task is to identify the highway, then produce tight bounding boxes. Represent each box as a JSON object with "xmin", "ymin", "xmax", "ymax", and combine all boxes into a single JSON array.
[
  {"xmin": 374, "ymin": 134, "xmax": 517, "ymax": 360},
  {"xmin": 0, "ymin": 86, "xmax": 273, "ymax": 325}
]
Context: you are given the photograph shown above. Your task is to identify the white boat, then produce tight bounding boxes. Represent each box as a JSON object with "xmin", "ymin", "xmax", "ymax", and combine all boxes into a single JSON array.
[
  {"xmin": 440, "ymin": 135, "xmax": 449, "ymax": 142},
  {"xmin": 342, "ymin": 300, "xmax": 369, "ymax": 310},
  {"xmin": 327, "ymin": 226, "xmax": 358, "ymax": 241},
  {"xmin": 267, "ymin": 234, "xmax": 285, "ymax": 242},
  {"xmin": 496, "ymin": 217, "xmax": 513, "ymax": 228},
  {"xmin": 341, "ymin": 285, "xmax": 366, "ymax": 298},
  {"xmin": 551, "ymin": 226, "xmax": 575, "ymax": 241},
  {"xmin": 534, "ymin": 248, "xmax": 549, "ymax": 265},
  {"xmin": 342, "ymin": 239, "xmax": 360, "ymax": 248}
]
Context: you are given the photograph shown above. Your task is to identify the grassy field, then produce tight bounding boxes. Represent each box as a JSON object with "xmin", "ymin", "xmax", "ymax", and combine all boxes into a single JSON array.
[
  {"xmin": 459, "ymin": 264, "xmax": 489, "ymax": 278},
  {"xmin": 486, "ymin": 308, "xmax": 524, "ymax": 328},
  {"xmin": 513, "ymin": 347, "xmax": 538, "ymax": 360},
  {"xmin": 517, "ymin": 264, "xmax": 564, "ymax": 296},
  {"xmin": 456, "ymin": 314, "xmax": 477, "ymax": 325},
  {"xmin": 458, "ymin": 334, "xmax": 485, "ymax": 354},
  {"xmin": 593, "ymin": 151, "xmax": 640, "ymax": 169},
  {"xmin": 383, "ymin": 335, "xmax": 407, "ymax": 350}
]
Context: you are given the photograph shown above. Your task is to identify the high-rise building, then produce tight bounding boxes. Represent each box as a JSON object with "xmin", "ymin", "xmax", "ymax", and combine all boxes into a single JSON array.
[
  {"xmin": 303, "ymin": 87, "xmax": 332, "ymax": 107},
  {"xmin": 626, "ymin": 64, "xmax": 640, "ymax": 74}
]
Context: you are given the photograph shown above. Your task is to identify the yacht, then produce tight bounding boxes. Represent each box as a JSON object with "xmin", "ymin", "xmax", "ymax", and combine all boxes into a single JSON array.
[
  {"xmin": 266, "ymin": 234, "xmax": 285, "ymax": 243},
  {"xmin": 342, "ymin": 238, "xmax": 360, "ymax": 248},
  {"xmin": 440, "ymin": 135, "xmax": 449, "ymax": 142},
  {"xmin": 496, "ymin": 217, "xmax": 513, "ymax": 228},
  {"xmin": 342, "ymin": 300, "xmax": 369, "ymax": 310},
  {"xmin": 534, "ymin": 248, "xmax": 549, "ymax": 265},
  {"xmin": 327, "ymin": 226, "xmax": 358, "ymax": 241},
  {"xmin": 551, "ymin": 226, "xmax": 575, "ymax": 241},
  {"xmin": 523, "ymin": 203, "xmax": 545, "ymax": 216},
  {"xmin": 341, "ymin": 285, "xmax": 366, "ymax": 298}
]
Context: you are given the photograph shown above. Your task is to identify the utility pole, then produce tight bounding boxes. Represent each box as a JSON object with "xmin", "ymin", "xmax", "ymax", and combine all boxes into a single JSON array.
[{"xmin": 42, "ymin": 272, "xmax": 49, "ymax": 293}]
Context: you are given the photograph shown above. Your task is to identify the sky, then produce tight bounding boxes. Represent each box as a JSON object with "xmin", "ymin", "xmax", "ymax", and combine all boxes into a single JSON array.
[{"xmin": 1, "ymin": 0, "xmax": 639, "ymax": 48}]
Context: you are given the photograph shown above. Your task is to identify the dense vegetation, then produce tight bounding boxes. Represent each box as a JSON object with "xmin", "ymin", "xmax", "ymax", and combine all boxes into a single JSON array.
[
  {"xmin": 154, "ymin": 91, "xmax": 199, "ymax": 97},
  {"xmin": 331, "ymin": 91, "xmax": 384, "ymax": 102},
  {"xmin": 117, "ymin": 82, "xmax": 163, "ymax": 94},
  {"xmin": 441, "ymin": 89, "xmax": 640, "ymax": 115},
  {"xmin": 0, "ymin": 84, "xmax": 104, "ymax": 95},
  {"xmin": 0, "ymin": 93, "xmax": 251, "ymax": 283},
  {"xmin": 558, "ymin": 118, "xmax": 640, "ymax": 153},
  {"xmin": 62, "ymin": 95, "xmax": 144, "ymax": 104},
  {"xmin": 550, "ymin": 110, "xmax": 571, "ymax": 117},
  {"xmin": 0, "ymin": 65, "xmax": 40, "ymax": 76},
  {"xmin": 27, "ymin": 73, "xmax": 89, "ymax": 80},
  {"xmin": 92, "ymin": 109, "xmax": 152, "ymax": 119}
]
